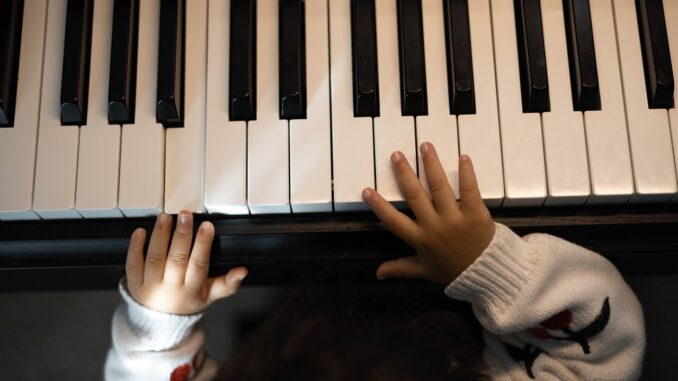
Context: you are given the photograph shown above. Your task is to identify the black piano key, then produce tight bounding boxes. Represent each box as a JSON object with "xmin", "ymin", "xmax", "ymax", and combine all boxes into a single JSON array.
[
  {"xmin": 396, "ymin": 0, "xmax": 427, "ymax": 117},
  {"xmin": 514, "ymin": 0, "xmax": 549, "ymax": 113},
  {"xmin": 563, "ymin": 0, "xmax": 600, "ymax": 111},
  {"xmin": 396, "ymin": 0, "xmax": 427, "ymax": 116},
  {"xmin": 108, "ymin": 0, "xmax": 139, "ymax": 124},
  {"xmin": 443, "ymin": 0, "xmax": 475, "ymax": 115},
  {"xmin": 351, "ymin": 0, "xmax": 379, "ymax": 117},
  {"xmin": 156, "ymin": 0, "xmax": 184, "ymax": 128},
  {"xmin": 0, "ymin": 0, "xmax": 23, "ymax": 128},
  {"xmin": 229, "ymin": 0, "xmax": 256, "ymax": 122},
  {"xmin": 279, "ymin": 0, "xmax": 306, "ymax": 119},
  {"xmin": 60, "ymin": 0, "xmax": 94, "ymax": 126},
  {"xmin": 636, "ymin": 0, "xmax": 674, "ymax": 109}
]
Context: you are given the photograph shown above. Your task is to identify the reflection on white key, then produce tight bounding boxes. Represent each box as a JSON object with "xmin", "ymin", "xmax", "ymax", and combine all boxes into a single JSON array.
[
  {"xmin": 329, "ymin": 0, "xmax": 374, "ymax": 211},
  {"xmin": 664, "ymin": 0, "xmax": 678, "ymax": 203},
  {"xmin": 373, "ymin": 0, "xmax": 416, "ymax": 204},
  {"xmin": 418, "ymin": 0, "xmax": 459, "ymax": 200},
  {"xmin": 0, "ymin": 0, "xmax": 47, "ymax": 220},
  {"xmin": 458, "ymin": 0, "xmax": 504, "ymax": 208},
  {"xmin": 584, "ymin": 0, "xmax": 634, "ymax": 204},
  {"xmin": 490, "ymin": 0, "xmax": 546, "ymax": 207},
  {"xmin": 75, "ymin": 0, "xmax": 123, "ymax": 218},
  {"xmin": 247, "ymin": 0, "xmax": 290, "ymax": 214},
  {"xmin": 119, "ymin": 0, "xmax": 164, "ymax": 217},
  {"xmin": 33, "ymin": 0, "xmax": 82, "ymax": 219},
  {"xmin": 204, "ymin": 0, "xmax": 248, "ymax": 215},
  {"xmin": 613, "ymin": 0, "xmax": 677, "ymax": 201},
  {"xmin": 540, "ymin": 0, "xmax": 590, "ymax": 205},
  {"xmin": 289, "ymin": 0, "xmax": 332, "ymax": 213},
  {"xmin": 164, "ymin": 0, "xmax": 207, "ymax": 214}
]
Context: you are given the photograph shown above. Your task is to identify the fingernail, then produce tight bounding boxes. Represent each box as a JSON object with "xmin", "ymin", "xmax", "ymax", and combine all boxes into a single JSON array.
[
  {"xmin": 420, "ymin": 142, "xmax": 431, "ymax": 153},
  {"xmin": 391, "ymin": 151, "xmax": 403, "ymax": 163},
  {"xmin": 158, "ymin": 213, "xmax": 170, "ymax": 226},
  {"xmin": 460, "ymin": 154, "xmax": 470, "ymax": 164},
  {"xmin": 229, "ymin": 274, "xmax": 245, "ymax": 286},
  {"xmin": 362, "ymin": 188, "xmax": 372, "ymax": 199},
  {"xmin": 200, "ymin": 221, "xmax": 213, "ymax": 233},
  {"xmin": 178, "ymin": 211, "xmax": 191, "ymax": 225}
]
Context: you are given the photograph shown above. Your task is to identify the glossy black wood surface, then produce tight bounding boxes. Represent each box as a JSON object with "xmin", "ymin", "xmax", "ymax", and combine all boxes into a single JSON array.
[{"xmin": 1, "ymin": 205, "xmax": 677, "ymax": 291}]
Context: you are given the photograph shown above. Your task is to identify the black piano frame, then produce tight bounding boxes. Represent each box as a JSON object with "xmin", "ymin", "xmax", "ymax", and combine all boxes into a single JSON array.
[{"xmin": 1, "ymin": 204, "xmax": 677, "ymax": 291}]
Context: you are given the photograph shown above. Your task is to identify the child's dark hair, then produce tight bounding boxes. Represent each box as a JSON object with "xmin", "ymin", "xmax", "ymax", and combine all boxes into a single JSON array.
[{"xmin": 214, "ymin": 262, "xmax": 490, "ymax": 380}]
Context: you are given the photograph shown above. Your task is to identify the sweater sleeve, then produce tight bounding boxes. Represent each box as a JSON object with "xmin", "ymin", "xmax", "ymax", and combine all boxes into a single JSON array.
[
  {"xmin": 445, "ymin": 222, "xmax": 645, "ymax": 380},
  {"xmin": 104, "ymin": 278, "xmax": 219, "ymax": 381}
]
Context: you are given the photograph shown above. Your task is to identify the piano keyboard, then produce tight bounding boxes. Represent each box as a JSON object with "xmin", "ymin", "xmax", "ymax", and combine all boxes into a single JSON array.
[{"xmin": 1, "ymin": 0, "xmax": 677, "ymax": 220}]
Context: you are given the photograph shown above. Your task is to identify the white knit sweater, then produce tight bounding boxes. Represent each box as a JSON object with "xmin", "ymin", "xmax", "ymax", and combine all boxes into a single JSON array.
[{"xmin": 104, "ymin": 223, "xmax": 645, "ymax": 380}]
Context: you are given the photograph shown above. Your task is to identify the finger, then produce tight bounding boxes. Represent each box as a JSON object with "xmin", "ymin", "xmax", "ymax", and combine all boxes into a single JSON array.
[
  {"xmin": 144, "ymin": 213, "xmax": 172, "ymax": 284},
  {"xmin": 420, "ymin": 142, "xmax": 459, "ymax": 213},
  {"xmin": 376, "ymin": 256, "xmax": 427, "ymax": 280},
  {"xmin": 363, "ymin": 187, "xmax": 420, "ymax": 247},
  {"xmin": 458, "ymin": 155, "xmax": 484, "ymax": 212},
  {"xmin": 185, "ymin": 221, "xmax": 216, "ymax": 291},
  {"xmin": 126, "ymin": 228, "xmax": 146, "ymax": 289},
  {"xmin": 207, "ymin": 266, "xmax": 248, "ymax": 304},
  {"xmin": 391, "ymin": 151, "xmax": 435, "ymax": 220},
  {"xmin": 164, "ymin": 210, "xmax": 194, "ymax": 284}
]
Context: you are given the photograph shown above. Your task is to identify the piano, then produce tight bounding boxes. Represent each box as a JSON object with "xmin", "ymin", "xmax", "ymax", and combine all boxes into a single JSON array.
[{"xmin": 1, "ymin": 0, "xmax": 677, "ymax": 291}]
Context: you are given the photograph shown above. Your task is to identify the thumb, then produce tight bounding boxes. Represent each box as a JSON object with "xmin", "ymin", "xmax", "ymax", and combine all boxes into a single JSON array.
[
  {"xmin": 207, "ymin": 266, "xmax": 248, "ymax": 304},
  {"xmin": 376, "ymin": 256, "xmax": 426, "ymax": 280}
]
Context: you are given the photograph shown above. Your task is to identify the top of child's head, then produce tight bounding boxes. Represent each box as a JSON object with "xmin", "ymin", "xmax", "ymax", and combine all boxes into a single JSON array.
[{"xmin": 214, "ymin": 266, "xmax": 490, "ymax": 381}]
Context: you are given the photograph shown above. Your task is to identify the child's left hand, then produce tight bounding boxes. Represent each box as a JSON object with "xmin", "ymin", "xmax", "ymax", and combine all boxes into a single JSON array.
[{"xmin": 125, "ymin": 210, "xmax": 248, "ymax": 315}]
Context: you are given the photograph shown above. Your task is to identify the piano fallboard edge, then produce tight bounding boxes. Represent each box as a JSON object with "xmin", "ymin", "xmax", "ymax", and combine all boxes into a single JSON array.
[{"xmin": 1, "ymin": 204, "xmax": 677, "ymax": 291}]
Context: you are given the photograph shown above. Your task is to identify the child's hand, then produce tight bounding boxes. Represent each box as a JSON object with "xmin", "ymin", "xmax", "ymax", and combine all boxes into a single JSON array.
[
  {"xmin": 362, "ymin": 142, "xmax": 496, "ymax": 285},
  {"xmin": 125, "ymin": 211, "xmax": 248, "ymax": 314}
]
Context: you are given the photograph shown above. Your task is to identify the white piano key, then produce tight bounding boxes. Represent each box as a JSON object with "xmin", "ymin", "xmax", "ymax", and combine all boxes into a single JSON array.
[
  {"xmin": 457, "ymin": 0, "xmax": 504, "ymax": 208},
  {"xmin": 74, "ymin": 0, "xmax": 122, "ymax": 218},
  {"xmin": 539, "ymin": 0, "xmax": 590, "ymax": 205},
  {"xmin": 204, "ymin": 0, "xmax": 248, "ymax": 215},
  {"xmin": 118, "ymin": 0, "xmax": 164, "ymax": 217},
  {"xmin": 490, "ymin": 0, "xmax": 546, "ymax": 207},
  {"xmin": 118, "ymin": 2, "xmax": 164, "ymax": 217},
  {"xmin": 373, "ymin": 0, "xmax": 416, "ymax": 204},
  {"xmin": 584, "ymin": 0, "xmax": 634, "ymax": 204},
  {"xmin": 247, "ymin": 0, "xmax": 290, "ymax": 214},
  {"xmin": 417, "ymin": 0, "xmax": 459, "ymax": 201},
  {"xmin": 289, "ymin": 0, "xmax": 332, "ymax": 213},
  {"xmin": 0, "ymin": 0, "xmax": 47, "ymax": 220},
  {"xmin": 164, "ymin": 0, "xmax": 207, "ymax": 214},
  {"xmin": 33, "ymin": 0, "xmax": 81, "ymax": 219},
  {"xmin": 613, "ymin": 0, "xmax": 677, "ymax": 201},
  {"xmin": 329, "ymin": 0, "xmax": 374, "ymax": 211},
  {"xmin": 664, "ymin": 0, "xmax": 678, "ymax": 203}
]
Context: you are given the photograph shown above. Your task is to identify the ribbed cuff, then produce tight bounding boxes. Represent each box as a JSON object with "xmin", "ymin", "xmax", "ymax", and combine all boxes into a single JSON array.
[
  {"xmin": 118, "ymin": 278, "xmax": 204, "ymax": 350},
  {"xmin": 444, "ymin": 223, "xmax": 537, "ymax": 314}
]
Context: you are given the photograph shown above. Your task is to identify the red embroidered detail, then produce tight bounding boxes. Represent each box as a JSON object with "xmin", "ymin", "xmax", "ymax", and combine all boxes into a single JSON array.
[
  {"xmin": 514, "ymin": 298, "xmax": 611, "ymax": 377},
  {"xmin": 528, "ymin": 327, "xmax": 552, "ymax": 339},
  {"xmin": 539, "ymin": 309, "xmax": 572, "ymax": 330},
  {"xmin": 528, "ymin": 309, "xmax": 572, "ymax": 339},
  {"xmin": 170, "ymin": 363, "xmax": 191, "ymax": 381}
]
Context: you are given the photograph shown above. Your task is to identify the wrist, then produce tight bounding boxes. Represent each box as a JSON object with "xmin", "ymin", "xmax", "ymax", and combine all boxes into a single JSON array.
[
  {"xmin": 447, "ymin": 218, "xmax": 497, "ymax": 283},
  {"xmin": 118, "ymin": 278, "xmax": 205, "ymax": 345}
]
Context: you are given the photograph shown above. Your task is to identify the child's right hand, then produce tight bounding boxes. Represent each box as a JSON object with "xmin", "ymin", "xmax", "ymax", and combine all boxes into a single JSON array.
[
  {"xmin": 362, "ymin": 142, "xmax": 496, "ymax": 285},
  {"xmin": 125, "ymin": 211, "xmax": 247, "ymax": 315}
]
